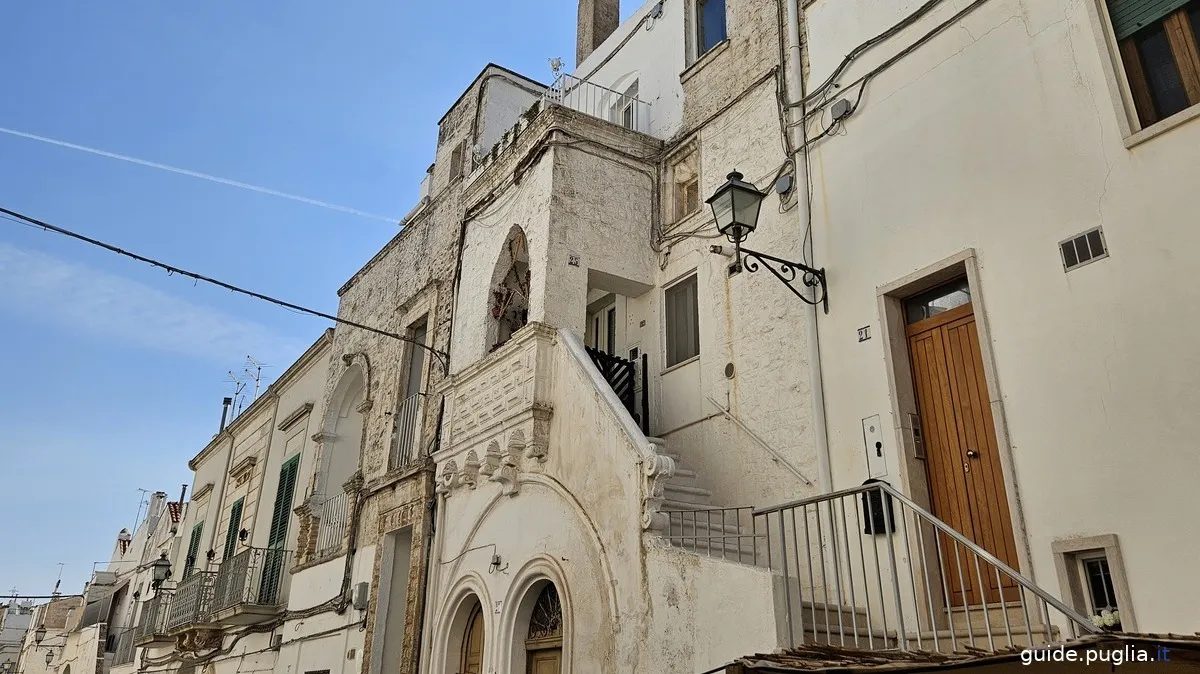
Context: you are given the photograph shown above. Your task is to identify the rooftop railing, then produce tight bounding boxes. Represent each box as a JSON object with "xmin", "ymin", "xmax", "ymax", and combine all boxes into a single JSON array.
[{"xmin": 542, "ymin": 73, "xmax": 652, "ymax": 135}]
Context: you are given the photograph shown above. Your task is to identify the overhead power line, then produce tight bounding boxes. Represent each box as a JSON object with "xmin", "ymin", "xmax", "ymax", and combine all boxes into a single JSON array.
[
  {"xmin": 0, "ymin": 206, "xmax": 450, "ymax": 373},
  {"xmin": 0, "ymin": 127, "xmax": 401, "ymax": 223}
]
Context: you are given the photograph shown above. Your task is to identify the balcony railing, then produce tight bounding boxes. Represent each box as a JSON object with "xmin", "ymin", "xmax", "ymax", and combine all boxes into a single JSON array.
[
  {"xmin": 542, "ymin": 73, "xmax": 652, "ymax": 135},
  {"xmin": 315, "ymin": 492, "xmax": 350, "ymax": 558},
  {"xmin": 211, "ymin": 547, "xmax": 292, "ymax": 622},
  {"xmin": 754, "ymin": 483, "xmax": 1098, "ymax": 653},
  {"xmin": 133, "ymin": 593, "xmax": 172, "ymax": 642},
  {"xmin": 112, "ymin": 629, "xmax": 136, "ymax": 666},
  {"xmin": 584, "ymin": 347, "xmax": 648, "ymax": 435},
  {"xmin": 389, "ymin": 393, "xmax": 422, "ymax": 470},
  {"xmin": 165, "ymin": 571, "xmax": 216, "ymax": 631}
]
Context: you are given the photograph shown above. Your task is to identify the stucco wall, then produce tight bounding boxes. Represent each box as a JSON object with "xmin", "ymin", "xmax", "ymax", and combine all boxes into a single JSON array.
[
  {"xmin": 803, "ymin": 0, "xmax": 1200, "ymax": 633},
  {"xmin": 573, "ymin": 0, "xmax": 687, "ymax": 139}
]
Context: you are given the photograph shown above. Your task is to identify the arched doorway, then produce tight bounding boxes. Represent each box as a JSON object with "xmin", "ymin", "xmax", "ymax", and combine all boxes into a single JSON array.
[
  {"xmin": 524, "ymin": 584, "xmax": 563, "ymax": 673},
  {"xmin": 460, "ymin": 600, "xmax": 486, "ymax": 674}
]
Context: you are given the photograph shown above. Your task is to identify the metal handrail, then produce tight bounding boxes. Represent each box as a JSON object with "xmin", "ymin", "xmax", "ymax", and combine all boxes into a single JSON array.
[
  {"xmin": 389, "ymin": 393, "xmax": 422, "ymax": 470},
  {"xmin": 212, "ymin": 547, "xmax": 293, "ymax": 613},
  {"xmin": 542, "ymin": 73, "xmax": 652, "ymax": 134},
  {"xmin": 315, "ymin": 492, "xmax": 351, "ymax": 558},
  {"xmin": 754, "ymin": 482, "xmax": 1098, "ymax": 653},
  {"xmin": 661, "ymin": 506, "xmax": 765, "ymax": 566}
]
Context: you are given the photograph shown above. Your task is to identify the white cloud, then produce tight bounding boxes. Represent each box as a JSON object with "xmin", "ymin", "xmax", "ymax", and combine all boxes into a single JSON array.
[{"xmin": 0, "ymin": 241, "xmax": 307, "ymax": 363}]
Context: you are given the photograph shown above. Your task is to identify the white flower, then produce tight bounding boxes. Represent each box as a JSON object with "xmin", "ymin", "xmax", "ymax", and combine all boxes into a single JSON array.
[{"xmin": 1091, "ymin": 614, "xmax": 1105, "ymax": 627}]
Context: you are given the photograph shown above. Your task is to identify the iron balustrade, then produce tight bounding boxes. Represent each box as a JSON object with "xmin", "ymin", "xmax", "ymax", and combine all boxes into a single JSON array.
[
  {"xmin": 211, "ymin": 547, "xmax": 293, "ymax": 613},
  {"xmin": 585, "ymin": 347, "xmax": 649, "ymax": 435},
  {"xmin": 389, "ymin": 393, "xmax": 422, "ymax": 470},
  {"xmin": 753, "ymin": 482, "xmax": 1098, "ymax": 653},
  {"xmin": 315, "ymin": 491, "xmax": 351, "ymax": 559},
  {"xmin": 164, "ymin": 571, "xmax": 216, "ymax": 631},
  {"xmin": 542, "ymin": 73, "xmax": 653, "ymax": 134},
  {"xmin": 133, "ymin": 593, "xmax": 171, "ymax": 640},
  {"xmin": 662, "ymin": 507, "xmax": 765, "ymax": 566},
  {"xmin": 112, "ymin": 629, "xmax": 136, "ymax": 665}
]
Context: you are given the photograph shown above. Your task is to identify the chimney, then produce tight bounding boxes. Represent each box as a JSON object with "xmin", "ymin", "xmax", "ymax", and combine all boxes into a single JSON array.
[
  {"xmin": 577, "ymin": 0, "xmax": 619, "ymax": 66},
  {"xmin": 219, "ymin": 396, "xmax": 233, "ymax": 432}
]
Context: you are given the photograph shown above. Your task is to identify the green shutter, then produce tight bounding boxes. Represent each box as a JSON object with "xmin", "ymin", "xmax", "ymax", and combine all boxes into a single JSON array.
[
  {"xmin": 1108, "ymin": 0, "xmax": 1191, "ymax": 39},
  {"xmin": 183, "ymin": 522, "xmax": 203, "ymax": 578},
  {"xmin": 223, "ymin": 498, "xmax": 244, "ymax": 561},
  {"xmin": 267, "ymin": 455, "xmax": 300, "ymax": 550}
]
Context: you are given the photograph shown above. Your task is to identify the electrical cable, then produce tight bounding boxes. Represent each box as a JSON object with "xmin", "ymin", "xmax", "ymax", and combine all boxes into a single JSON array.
[{"xmin": 0, "ymin": 206, "xmax": 451, "ymax": 374}]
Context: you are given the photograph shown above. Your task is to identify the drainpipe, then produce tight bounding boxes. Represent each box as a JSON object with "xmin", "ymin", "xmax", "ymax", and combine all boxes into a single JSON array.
[{"xmin": 786, "ymin": 0, "xmax": 833, "ymax": 493}]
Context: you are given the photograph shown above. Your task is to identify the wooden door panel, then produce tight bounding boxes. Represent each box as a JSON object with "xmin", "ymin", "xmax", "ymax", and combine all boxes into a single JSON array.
[
  {"xmin": 908, "ymin": 304, "xmax": 1019, "ymax": 606},
  {"xmin": 908, "ymin": 328, "xmax": 981, "ymax": 606},
  {"xmin": 943, "ymin": 316, "xmax": 1019, "ymax": 601}
]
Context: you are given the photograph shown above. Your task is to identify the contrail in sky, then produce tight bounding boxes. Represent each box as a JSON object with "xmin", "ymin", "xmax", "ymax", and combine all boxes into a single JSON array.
[{"xmin": 0, "ymin": 126, "xmax": 400, "ymax": 223}]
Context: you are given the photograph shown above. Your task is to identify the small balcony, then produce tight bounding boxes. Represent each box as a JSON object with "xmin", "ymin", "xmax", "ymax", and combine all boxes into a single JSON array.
[
  {"xmin": 388, "ymin": 392, "xmax": 422, "ymax": 470},
  {"xmin": 111, "ymin": 628, "xmax": 136, "ymax": 666},
  {"xmin": 133, "ymin": 593, "xmax": 173, "ymax": 645},
  {"xmin": 164, "ymin": 572, "xmax": 216, "ymax": 633},
  {"xmin": 315, "ymin": 492, "xmax": 351, "ymax": 559},
  {"xmin": 543, "ymin": 73, "xmax": 652, "ymax": 135},
  {"xmin": 209, "ymin": 547, "xmax": 292, "ymax": 626}
]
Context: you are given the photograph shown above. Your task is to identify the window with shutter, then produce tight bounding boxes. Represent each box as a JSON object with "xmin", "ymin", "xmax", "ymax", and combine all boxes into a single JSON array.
[
  {"xmin": 183, "ymin": 522, "xmax": 204, "ymax": 578},
  {"xmin": 1107, "ymin": 0, "xmax": 1200, "ymax": 128},
  {"xmin": 267, "ymin": 455, "xmax": 301, "ymax": 550},
  {"xmin": 223, "ymin": 498, "xmax": 244, "ymax": 561}
]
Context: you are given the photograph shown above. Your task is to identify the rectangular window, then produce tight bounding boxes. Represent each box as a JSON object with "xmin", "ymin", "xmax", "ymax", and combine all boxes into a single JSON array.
[
  {"xmin": 1081, "ymin": 556, "xmax": 1120, "ymax": 614},
  {"xmin": 1109, "ymin": 0, "xmax": 1200, "ymax": 128},
  {"xmin": 183, "ymin": 522, "xmax": 204, "ymax": 578},
  {"xmin": 267, "ymin": 455, "xmax": 300, "ymax": 550},
  {"xmin": 223, "ymin": 498, "xmax": 244, "ymax": 561},
  {"xmin": 698, "ymin": 0, "xmax": 728, "ymax": 55},
  {"xmin": 606, "ymin": 307, "xmax": 617, "ymax": 354},
  {"xmin": 671, "ymin": 150, "xmax": 700, "ymax": 222},
  {"xmin": 665, "ymin": 275, "xmax": 700, "ymax": 367},
  {"xmin": 449, "ymin": 141, "xmax": 465, "ymax": 180}
]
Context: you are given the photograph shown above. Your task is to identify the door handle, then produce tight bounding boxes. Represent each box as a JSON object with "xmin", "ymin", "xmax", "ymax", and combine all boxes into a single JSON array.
[{"xmin": 966, "ymin": 449, "xmax": 980, "ymax": 458}]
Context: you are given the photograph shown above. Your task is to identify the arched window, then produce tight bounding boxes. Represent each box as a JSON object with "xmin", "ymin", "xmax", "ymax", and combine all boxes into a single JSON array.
[
  {"xmin": 460, "ymin": 601, "xmax": 486, "ymax": 674},
  {"xmin": 524, "ymin": 584, "xmax": 562, "ymax": 673},
  {"xmin": 488, "ymin": 227, "xmax": 530, "ymax": 352}
]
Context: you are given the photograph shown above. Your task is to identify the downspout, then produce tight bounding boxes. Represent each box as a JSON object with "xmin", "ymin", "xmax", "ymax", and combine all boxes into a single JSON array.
[{"xmin": 786, "ymin": 0, "xmax": 833, "ymax": 493}]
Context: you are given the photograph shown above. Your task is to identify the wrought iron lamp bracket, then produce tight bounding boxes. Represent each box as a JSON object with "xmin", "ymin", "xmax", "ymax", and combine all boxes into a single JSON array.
[{"xmin": 733, "ymin": 242, "xmax": 829, "ymax": 313}]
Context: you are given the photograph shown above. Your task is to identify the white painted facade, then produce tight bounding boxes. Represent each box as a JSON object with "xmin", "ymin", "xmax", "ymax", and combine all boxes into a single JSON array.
[{"xmin": 801, "ymin": 0, "xmax": 1200, "ymax": 634}]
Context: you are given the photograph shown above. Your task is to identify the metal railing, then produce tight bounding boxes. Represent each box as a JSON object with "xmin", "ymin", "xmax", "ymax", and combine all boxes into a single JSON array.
[
  {"xmin": 663, "ymin": 507, "xmax": 765, "ymax": 566},
  {"xmin": 585, "ymin": 347, "xmax": 649, "ymax": 435},
  {"xmin": 211, "ymin": 547, "xmax": 293, "ymax": 614},
  {"xmin": 542, "ymin": 73, "xmax": 652, "ymax": 134},
  {"xmin": 112, "ymin": 629, "xmax": 136, "ymax": 665},
  {"xmin": 164, "ymin": 571, "xmax": 216, "ymax": 631},
  {"xmin": 754, "ymin": 483, "xmax": 1098, "ymax": 653},
  {"xmin": 133, "ymin": 593, "xmax": 171, "ymax": 640},
  {"xmin": 315, "ymin": 492, "xmax": 351, "ymax": 558},
  {"xmin": 389, "ymin": 393, "xmax": 422, "ymax": 470}
]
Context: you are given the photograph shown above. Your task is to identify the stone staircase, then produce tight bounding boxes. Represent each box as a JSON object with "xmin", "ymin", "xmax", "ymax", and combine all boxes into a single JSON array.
[{"xmin": 649, "ymin": 437, "xmax": 764, "ymax": 564}]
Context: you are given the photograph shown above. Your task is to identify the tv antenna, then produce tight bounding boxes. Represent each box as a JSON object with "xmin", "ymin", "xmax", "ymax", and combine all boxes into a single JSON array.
[
  {"xmin": 225, "ymin": 370, "xmax": 248, "ymax": 417},
  {"xmin": 133, "ymin": 488, "xmax": 152, "ymax": 532},
  {"xmin": 243, "ymin": 355, "xmax": 271, "ymax": 401}
]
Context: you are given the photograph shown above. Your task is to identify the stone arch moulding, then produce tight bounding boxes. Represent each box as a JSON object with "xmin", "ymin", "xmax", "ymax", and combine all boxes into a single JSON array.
[
  {"xmin": 433, "ymin": 573, "xmax": 492, "ymax": 674},
  {"xmin": 318, "ymin": 362, "xmax": 368, "ymax": 500},
  {"xmin": 485, "ymin": 225, "xmax": 531, "ymax": 353},
  {"xmin": 498, "ymin": 555, "xmax": 573, "ymax": 674}
]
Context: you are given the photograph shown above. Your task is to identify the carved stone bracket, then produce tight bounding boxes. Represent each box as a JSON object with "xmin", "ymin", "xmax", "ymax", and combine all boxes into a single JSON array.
[
  {"xmin": 174, "ymin": 627, "xmax": 223, "ymax": 656},
  {"xmin": 525, "ymin": 403, "xmax": 553, "ymax": 462},
  {"xmin": 461, "ymin": 451, "xmax": 481, "ymax": 490},
  {"xmin": 640, "ymin": 445, "xmax": 676, "ymax": 532},
  {"xmin": 437, "ymin": 460, "xmax": 460, "ymax": 496}
]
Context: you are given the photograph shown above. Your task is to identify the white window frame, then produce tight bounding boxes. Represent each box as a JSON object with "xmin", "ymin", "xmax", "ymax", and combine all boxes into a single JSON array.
[
  {"xmin": 664, "ymin": 273, "xmax": 701, "ymax": 369},
  {"xmin": 1051, "ymin": 534, "xmax": 1137, "ymax": 630}
]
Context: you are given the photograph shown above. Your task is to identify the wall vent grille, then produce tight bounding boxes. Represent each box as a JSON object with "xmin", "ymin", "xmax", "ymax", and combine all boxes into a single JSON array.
[{"xmin": 1060, "ymin": 227, "xmax": 1108, "ymax": 271}]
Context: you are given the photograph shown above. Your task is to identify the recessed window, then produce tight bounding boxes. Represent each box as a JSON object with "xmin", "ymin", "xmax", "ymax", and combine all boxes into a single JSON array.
[
  {"xmin": 671, "ymin": 151, "xmax": 700, "ymax": 222},
  {"xmin": 665, "ymin": 275, "xmax": 700, "ymax": 367},
  {"xmin": 1109, "ymin": 0, "xmax": 1200, "ymax": 128},
  {"xmin": 1081, "ymin": 556, "xmax": 1120, "ymax": 614},
  {"xmin": 698, "ymin": 0, "xmax": 728, "ymax": 55},
  {"xmin": 449, "ymin": 141, "xmax": 465, "ymax": 180},
  {"xmin": 1060, "ymin": 227, "xmax": 1108, "ymax": 271},
  {"xmin": 615, "ymin": 81, "xmax": 640, "ymax": 130}
]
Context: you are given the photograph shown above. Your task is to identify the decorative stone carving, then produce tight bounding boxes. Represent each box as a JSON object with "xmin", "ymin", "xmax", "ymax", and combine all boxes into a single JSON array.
[
  {"xmin": 640, "ymin": 446, "xmax": 676, "ymax": 532},
  {"xmin": 437, "ymin": 460, "xmax": 460, "ymax": 495},
  {"xmin": 526, "ymin": 403, "xmax": 553, "ymax": 462},
  {"xmin": 479, "ymin": 440, "xmax": 502, "ymax": 478},
  {"xmin": 174, "ymin": 627, "xmax": 222, "ymax": 655},
  {"xmin": 461, "ymin": 451, "xmax": 481, "ymax": 489},
  {"xmin": 490, "ymin": 440, "xmax": 522, "ymax": 497}
]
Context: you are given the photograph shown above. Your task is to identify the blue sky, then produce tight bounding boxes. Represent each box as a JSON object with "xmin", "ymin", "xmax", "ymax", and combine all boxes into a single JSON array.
[{"xmin": 0, "ymin": 0, "xmax": 639, "ymax": 597}]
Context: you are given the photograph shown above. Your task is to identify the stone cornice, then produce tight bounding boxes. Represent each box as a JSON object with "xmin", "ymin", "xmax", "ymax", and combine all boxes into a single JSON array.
[
  {"xmin": 228, "ymin": 455, "xmax": 258, "ymax": 483},
  {"xmin": 277, "ymin": 403, "xmax": 314, "ymax": 432},
  {"xmin": 191, "ymin": 482, "xmax": 215, "ymax": 503}
]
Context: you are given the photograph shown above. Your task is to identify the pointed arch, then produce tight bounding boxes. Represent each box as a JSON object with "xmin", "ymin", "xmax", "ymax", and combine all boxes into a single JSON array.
[{"xmin": 486, "ymin": 225, "xmax": 531, "ymax": 351}]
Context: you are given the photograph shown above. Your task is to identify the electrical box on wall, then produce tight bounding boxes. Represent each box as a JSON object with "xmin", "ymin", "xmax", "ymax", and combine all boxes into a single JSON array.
[
  {"xmin": 862, "ymin": 415, "xmax": 888, "ymax": 479},
  {"xmin": 352, "ymin": 581, "xmax": 369, "ymax": 610}
]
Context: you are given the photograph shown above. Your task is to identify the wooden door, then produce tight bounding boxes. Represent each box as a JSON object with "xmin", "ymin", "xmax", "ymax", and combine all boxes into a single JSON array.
[
  {"xmin": 907, "ymin": 300, "xmax": 1019, "ymax": 606},
  {"xmin": 527, "ymin": 648, "xmax": 562, "ymax": 674},
  {"xmin": 460, "ymin": 604, "xmax": 484, "ymax": 674}
]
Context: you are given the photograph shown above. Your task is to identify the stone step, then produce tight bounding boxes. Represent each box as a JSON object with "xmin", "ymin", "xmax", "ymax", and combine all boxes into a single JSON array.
[
  {"xmin": 661, "ymin": 498, "xmax": 718, "ymax": 511},
  {"xmin": 663, "ymin": 482, "xmax": 713, "ymax": 505},
  {"xmin": 665, "ymin": 516, "xmax": 746, "ymax": 536}
]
